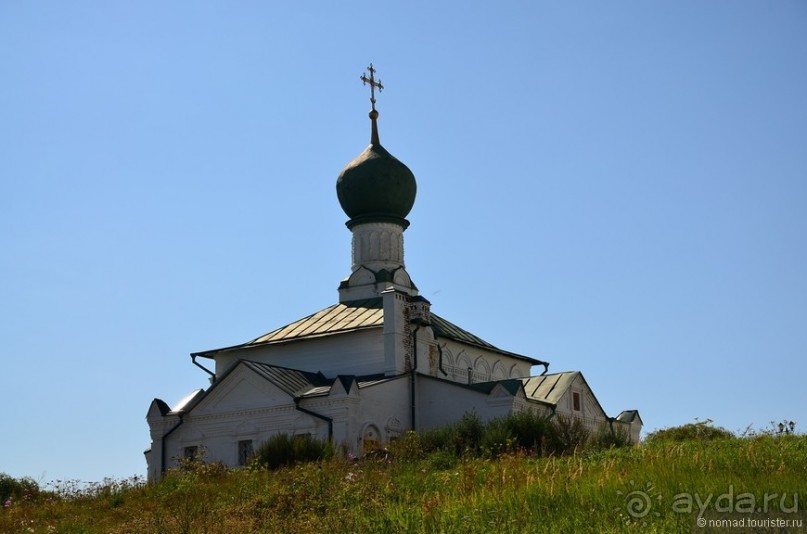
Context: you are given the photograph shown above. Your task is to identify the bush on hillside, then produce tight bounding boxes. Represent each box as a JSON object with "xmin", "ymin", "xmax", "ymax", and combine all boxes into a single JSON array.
[
  {"xmin": 410, "ymin": 413, "xmax": 487, "ymax": 457},
  {"xmin": 0, "ymin": 473, "xmax": 40, "ymax": 503},
  {"xmin": 253, "ymin": 433, "xmax": 334, "ymax": 470},
  {"xmin": 545, "ymin": 414, "xmax": 591, "ymax": 455},
  {"xmin": 645, "ymin": 421, "xmax": 734, "ymax": 443},
  {"xmin": 418, "ymin": 425, "xmax": 455, "ymax": 455},
  {"xmin": 452, "ymin": 412, "xmax": 485, "ymax": 455},
  {"xmin": 391, "ymin": 411, "xmax": 621, "ymax": 460},
  {"xmin": 479, "ymin": 417, "xmax": 512, "ymax": 457},
  {"xmin": 590, "ymin": 424, "xmax": 631, "ymax": 450},
  {"xmin": 503, "ymin": 410, "xmax": 556, "ymax": 453}
]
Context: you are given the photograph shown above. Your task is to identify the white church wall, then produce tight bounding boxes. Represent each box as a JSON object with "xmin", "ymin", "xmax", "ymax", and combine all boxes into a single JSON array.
[
  {"xmin": 145, "ymin": 412, "xmax": 180, "ymax": 483},
  {"xmin": 355, "ymin": 377, "xmax": 410, "ymax": 451},
  {"xmin": 162, "ymin": 403, "xmax": 299, "ymax": 471},
  {"xmin": 212, "ymin": 328, "xmax": 385, "ymax": 378},
  {"xmin": 626, "ymin": 420, "xmax": 642, "ymax": 443},
  {"xmin": 416, "ymin": 376, "xmax": 516, "ymax": 431}
]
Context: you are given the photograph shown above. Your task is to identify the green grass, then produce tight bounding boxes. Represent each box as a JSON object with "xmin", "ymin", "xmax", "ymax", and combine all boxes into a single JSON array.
[{"xmin": 2, "ymin": 434, "xmax": 805, "ymax": 533}]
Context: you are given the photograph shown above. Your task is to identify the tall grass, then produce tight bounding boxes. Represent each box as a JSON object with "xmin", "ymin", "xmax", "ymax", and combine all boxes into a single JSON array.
[{"xmin": 1, "ymin": 427, "xmax": 804, "ymax": 533}]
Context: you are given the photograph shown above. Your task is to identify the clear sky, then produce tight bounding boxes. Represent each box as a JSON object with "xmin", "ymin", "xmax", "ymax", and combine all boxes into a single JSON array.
[{"xmin": 1, "ymin": 1, "xmax": 805, "ymax": 484}]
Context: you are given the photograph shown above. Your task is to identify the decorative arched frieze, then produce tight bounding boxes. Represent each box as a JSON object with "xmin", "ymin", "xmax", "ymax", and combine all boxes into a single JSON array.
[
  {"xmin": 456, "ymin": 352, "xmax": 471, "ymax": 382},
  {"xmin": 441, "ymin": 345, "xmax": 455, "ymax": 368},
  {"xmin": 474, "ymin": 357, "xmax": 491, "ymax": 382},
  {"xmin": 509, "ymin": 364, "xmax": 523, "ymax": 378},
  {"xmin": 491, "ymin": 361, "xmax": 506, "ymax": 380}
]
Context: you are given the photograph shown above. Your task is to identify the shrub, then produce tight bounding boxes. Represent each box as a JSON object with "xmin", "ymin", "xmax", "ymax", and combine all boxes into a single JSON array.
[
  {"xmin": 253, "ymin": 433, "xmax": 334, "ymax": 470},
  {"xmin": 391, "ymin": 411, "xmax": 634, "ymax": 463},
  {"xmin": 418, "ymin": 425, "xmax": 455, "ymax": 455},
  {"xmin": 480, "ymin": 417, "xmax": 512, "ymax": 457},
  {"xmin": 0, "ymin": 473, "xmax": 40, "ymax": 503},
  {"xmin": 452, "ymin": 412, "xmax": 484, "ymax": 455},
  {"xmin": 504, "ymin": 411, "xmax": 555, "ymax": 453},
  {"xmin": 590, "ymin": 424, "xmax": 631, "ymax": 450},
  {"xmin": 645, "ymin": 421, "xmax": 735, "ymax": 443},
  {"xmin": 547, "ymin": 415, "xmax": 590, "ymax": 455}
]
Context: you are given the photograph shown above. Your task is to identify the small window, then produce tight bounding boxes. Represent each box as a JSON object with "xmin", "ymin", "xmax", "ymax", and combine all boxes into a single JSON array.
[
  {"xmin": 238, "ymin": 440, "xmax": 254, "ymax": 466},
  {"xmin": 183, "ymin": 446, "xmax": 199, "ymax": 460},
  {"xmin": 572, "ymin": 392, "xmax": 581, "ymax": 412}
]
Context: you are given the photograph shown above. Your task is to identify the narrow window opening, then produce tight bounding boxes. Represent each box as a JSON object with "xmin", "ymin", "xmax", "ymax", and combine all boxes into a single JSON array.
[
  {"xmin": 572, "ymin": 392, "xmax": 581, "ymax": 412},
  {"xmin": 238, "ymin": 440, "xmax": 254, "ymax": 466}
]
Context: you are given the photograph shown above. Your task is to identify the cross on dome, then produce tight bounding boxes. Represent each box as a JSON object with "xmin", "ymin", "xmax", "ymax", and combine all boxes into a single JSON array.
[{"xmin": 360, "ymin": 63, "xmax": 384, "ymax": 111}]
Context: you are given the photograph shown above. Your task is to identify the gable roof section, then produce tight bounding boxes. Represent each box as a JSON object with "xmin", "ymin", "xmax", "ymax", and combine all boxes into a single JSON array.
[
  {"xmin": 616, "ymin": 410, "xmax": 643, "ymax": 426},
  {"xmin": 429, "ymin": 315, "xmax": 542, "ymax": 365},
  {"xmin": 167, "ymin": 359, "xmax": 402, "ymax": 417},
  {"xmin": 192, "ymin": 299, "xmax": 542, "ymax": 366},
  {"xmin": 521, "ymin": 371, "xmax": 609, "ymax": 418},
  {"xmin": 420, "ymin": 371, "xmax": 609, "ymax": 415},
  {"xmin": 520, "ymin": 372, "xmax": 580, "ymax": 405},
  {"xmin": 251, "ymin": 299, "xmax": 384, "ymax": 344},
  {"xmin": 241, "ymin": 360, "xmax": 331, "ymax": 398},
  {"xmin": 462, "ymin": 377, "xmax": 525, "ymax": 397},
  {"xmin": 192, "ymin": 299, "xmax": 384, "ymax": 358}
]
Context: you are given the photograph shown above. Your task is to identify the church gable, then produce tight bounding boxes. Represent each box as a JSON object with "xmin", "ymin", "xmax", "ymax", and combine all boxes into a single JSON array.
[
  {"xmin": 550, "ymin": 373, "xmax": 609, "ymax": 425},
  {"xmin": 146, "ymin": 398, "xmax": 171, "ymax": 419},
  {"xmin": 189, "ymin": 363, "xmax": 300, "ymax": 416}
]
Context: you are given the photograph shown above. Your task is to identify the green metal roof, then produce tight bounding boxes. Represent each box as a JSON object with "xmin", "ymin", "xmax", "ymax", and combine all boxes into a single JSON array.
[
  {"xmin": 250, "ymin": 299, "xmax": 384, "ymax": 345},
  {"xmin": 241, "ymin": 361, "xmax": 331, "ymax": 398},
  {"xmin": 192, "ymin": 299, "xmax": 542, "ymax": 365},
  {"xmin": 520, "ymin": 372, "xmax": 580, "ymax": 405}
]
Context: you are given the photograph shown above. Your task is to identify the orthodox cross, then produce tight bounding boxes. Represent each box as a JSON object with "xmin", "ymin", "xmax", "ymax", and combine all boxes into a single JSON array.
[{"xmin": 360, "ymin": 63, "xmax": 384, "ymax": 111}]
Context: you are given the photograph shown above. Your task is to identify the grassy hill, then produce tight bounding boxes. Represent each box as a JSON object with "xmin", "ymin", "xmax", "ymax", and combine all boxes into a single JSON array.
[{"xmin": 2, "ymin": 424, "xmax": 805, "ymax": 533}]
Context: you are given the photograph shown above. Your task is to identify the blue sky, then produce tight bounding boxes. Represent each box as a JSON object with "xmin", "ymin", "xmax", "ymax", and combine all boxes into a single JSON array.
[{"xmin": 1, "ymin": 1, "xmax": 805, "ymax": 483}]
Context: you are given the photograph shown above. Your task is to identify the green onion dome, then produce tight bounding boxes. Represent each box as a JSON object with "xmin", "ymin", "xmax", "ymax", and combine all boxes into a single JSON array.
[{"xmin": 336, "ymin": 109, "xmax": 416, "ymax": 229}]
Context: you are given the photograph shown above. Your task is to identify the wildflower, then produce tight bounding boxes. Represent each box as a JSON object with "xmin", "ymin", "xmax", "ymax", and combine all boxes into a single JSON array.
[{"xmin": 2, "ymin": 497, "xmax": 11, "ymax": 508}]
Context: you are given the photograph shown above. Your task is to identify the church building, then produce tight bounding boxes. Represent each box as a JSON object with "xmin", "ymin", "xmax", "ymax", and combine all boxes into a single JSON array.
[{"xmin": 145, "ymin": 66, "xmax": 642, "ymax": 482}]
